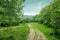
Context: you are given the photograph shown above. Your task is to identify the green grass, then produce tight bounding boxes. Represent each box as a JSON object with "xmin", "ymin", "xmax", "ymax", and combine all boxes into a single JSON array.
[
  {"xmin": 0, "ymin": 24, "xmax": 29, "ymax": 40},
  {"xmin": 30, "ymin": 23, "xmax": 59, "ymax": 40}
]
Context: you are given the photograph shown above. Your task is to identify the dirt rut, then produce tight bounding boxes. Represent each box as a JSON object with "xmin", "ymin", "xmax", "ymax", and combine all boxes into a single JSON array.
[{"xmin": 27, "ymin": 24, "xmax": 48, "ymax": 40}]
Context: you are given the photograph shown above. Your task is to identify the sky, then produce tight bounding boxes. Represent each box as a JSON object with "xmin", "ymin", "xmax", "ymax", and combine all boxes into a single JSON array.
[{"xmin": 23, "ymin": 0, "xmax": 52, "ymax": 15}]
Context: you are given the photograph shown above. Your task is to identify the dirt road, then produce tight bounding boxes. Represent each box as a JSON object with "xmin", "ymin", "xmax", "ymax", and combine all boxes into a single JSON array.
[{"xmin": 27, "ymin": 24, "xmax": 48, "ymax": 40}]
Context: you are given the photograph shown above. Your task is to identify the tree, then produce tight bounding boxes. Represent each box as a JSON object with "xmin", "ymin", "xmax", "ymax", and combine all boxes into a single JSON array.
[
  {"xmin": 35, "ymin": 0, "xmax": 60, "ymax": 36},
  {"xmin": 0, "ymin": 0, "xmax": 25, "ymax": 27}
]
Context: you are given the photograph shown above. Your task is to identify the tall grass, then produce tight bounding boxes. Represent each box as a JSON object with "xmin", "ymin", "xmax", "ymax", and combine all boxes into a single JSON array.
[
  {"xmin": 0, "ymin": 24, "xmax": 29, "ymax": 40},
  {"xmin": 30, "ymin": 23, "xmax": 59, "ymax": 40}
]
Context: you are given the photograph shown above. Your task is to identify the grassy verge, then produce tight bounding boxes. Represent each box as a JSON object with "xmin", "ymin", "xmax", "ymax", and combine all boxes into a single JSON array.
[
  {"xmin": 0, "ymin": 24, "xmax": 29, "ymax": 40},
  {"xmin": 30, "ymin": 23, "xmax": 59, "ymax": 40}
]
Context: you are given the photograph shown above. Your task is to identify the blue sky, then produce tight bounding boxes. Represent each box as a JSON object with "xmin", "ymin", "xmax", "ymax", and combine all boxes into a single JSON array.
[{"xmin": 23, "ymin": 0, "xmax": 52, "ymax": 15}]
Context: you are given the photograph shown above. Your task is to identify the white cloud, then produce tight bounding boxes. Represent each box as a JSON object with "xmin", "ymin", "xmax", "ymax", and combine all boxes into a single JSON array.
[
  {"xmin": 23, "ymin": 0, "xmax": 52, "ymax": 15},
  {"xmin": 23, "ymin": 12, "xmax": 37, "ymax": 16},
  {"xmin": 23, "ymin": 2, "xmax": 42, "ymax": 15}
]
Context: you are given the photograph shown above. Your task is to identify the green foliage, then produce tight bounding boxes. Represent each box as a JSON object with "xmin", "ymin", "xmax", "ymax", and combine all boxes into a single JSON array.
[
  {"xmin": 0, "ymin": 0, "xmax": 25, "ymax": 27},
  {"xmin": 0, "ymin": 24, "xmax": 29, "ymax": 40},
  {"xmin": 30, "ymin": 23, "xmax": 59, "ymax": 40},
  {"xmin": 34, "ymin": 0, "xmax": 60, "ymax": 38}
]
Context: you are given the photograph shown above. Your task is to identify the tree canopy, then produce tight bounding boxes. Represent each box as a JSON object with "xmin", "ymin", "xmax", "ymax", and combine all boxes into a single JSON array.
[
  {"xmin": 34, "ymin": 0, "xmax": 60, "ymax": 36},
  {"xmin": 0, "ymin": 0, "xmax": 25, "ymax": 26}
]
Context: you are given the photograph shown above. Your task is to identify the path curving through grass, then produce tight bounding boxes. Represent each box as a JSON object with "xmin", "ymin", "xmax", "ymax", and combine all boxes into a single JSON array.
[{"xmin": 27, "ymin": 24, "xmax": 48, "ymax": 40}]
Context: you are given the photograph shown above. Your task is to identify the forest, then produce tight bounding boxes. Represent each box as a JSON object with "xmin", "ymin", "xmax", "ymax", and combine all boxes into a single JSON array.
[{"xmin": 0, "ymin": 0, "xmax": 60, "ymax": 40}]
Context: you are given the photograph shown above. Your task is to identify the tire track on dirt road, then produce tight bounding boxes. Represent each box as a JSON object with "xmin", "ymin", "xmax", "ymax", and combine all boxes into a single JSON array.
[{"xmin": 27, "ymin": 24, "xmax": 48, "ymax": 40}]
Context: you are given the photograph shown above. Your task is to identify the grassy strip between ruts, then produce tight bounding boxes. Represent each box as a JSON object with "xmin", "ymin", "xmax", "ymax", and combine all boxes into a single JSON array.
[
  {"xmin": 29, "ymin": 23, "xmax": 59, "ymax": 40},
  {"xmin": 0, "ymin": 24, "xmax": 30, "ymax": 40}
]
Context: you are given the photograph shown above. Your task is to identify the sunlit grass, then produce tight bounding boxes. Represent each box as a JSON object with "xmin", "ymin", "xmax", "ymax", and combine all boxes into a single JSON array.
[
  {"xmin": 0, "ymin": 24, "xmax": 29, "ymax": 40},
  {"xmin": 30, "ymin": 22, "xmax": 59, "ymax": 40}
]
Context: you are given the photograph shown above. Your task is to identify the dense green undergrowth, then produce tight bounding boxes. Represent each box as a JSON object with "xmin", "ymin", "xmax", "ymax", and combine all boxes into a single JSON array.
[
  {"xmin": 0, "ymin": 24, "xmax": 29, "ymax": 40},
  {"xmin": 30, "ymin": 23, "xmax": 59, "ymax": 40}
]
